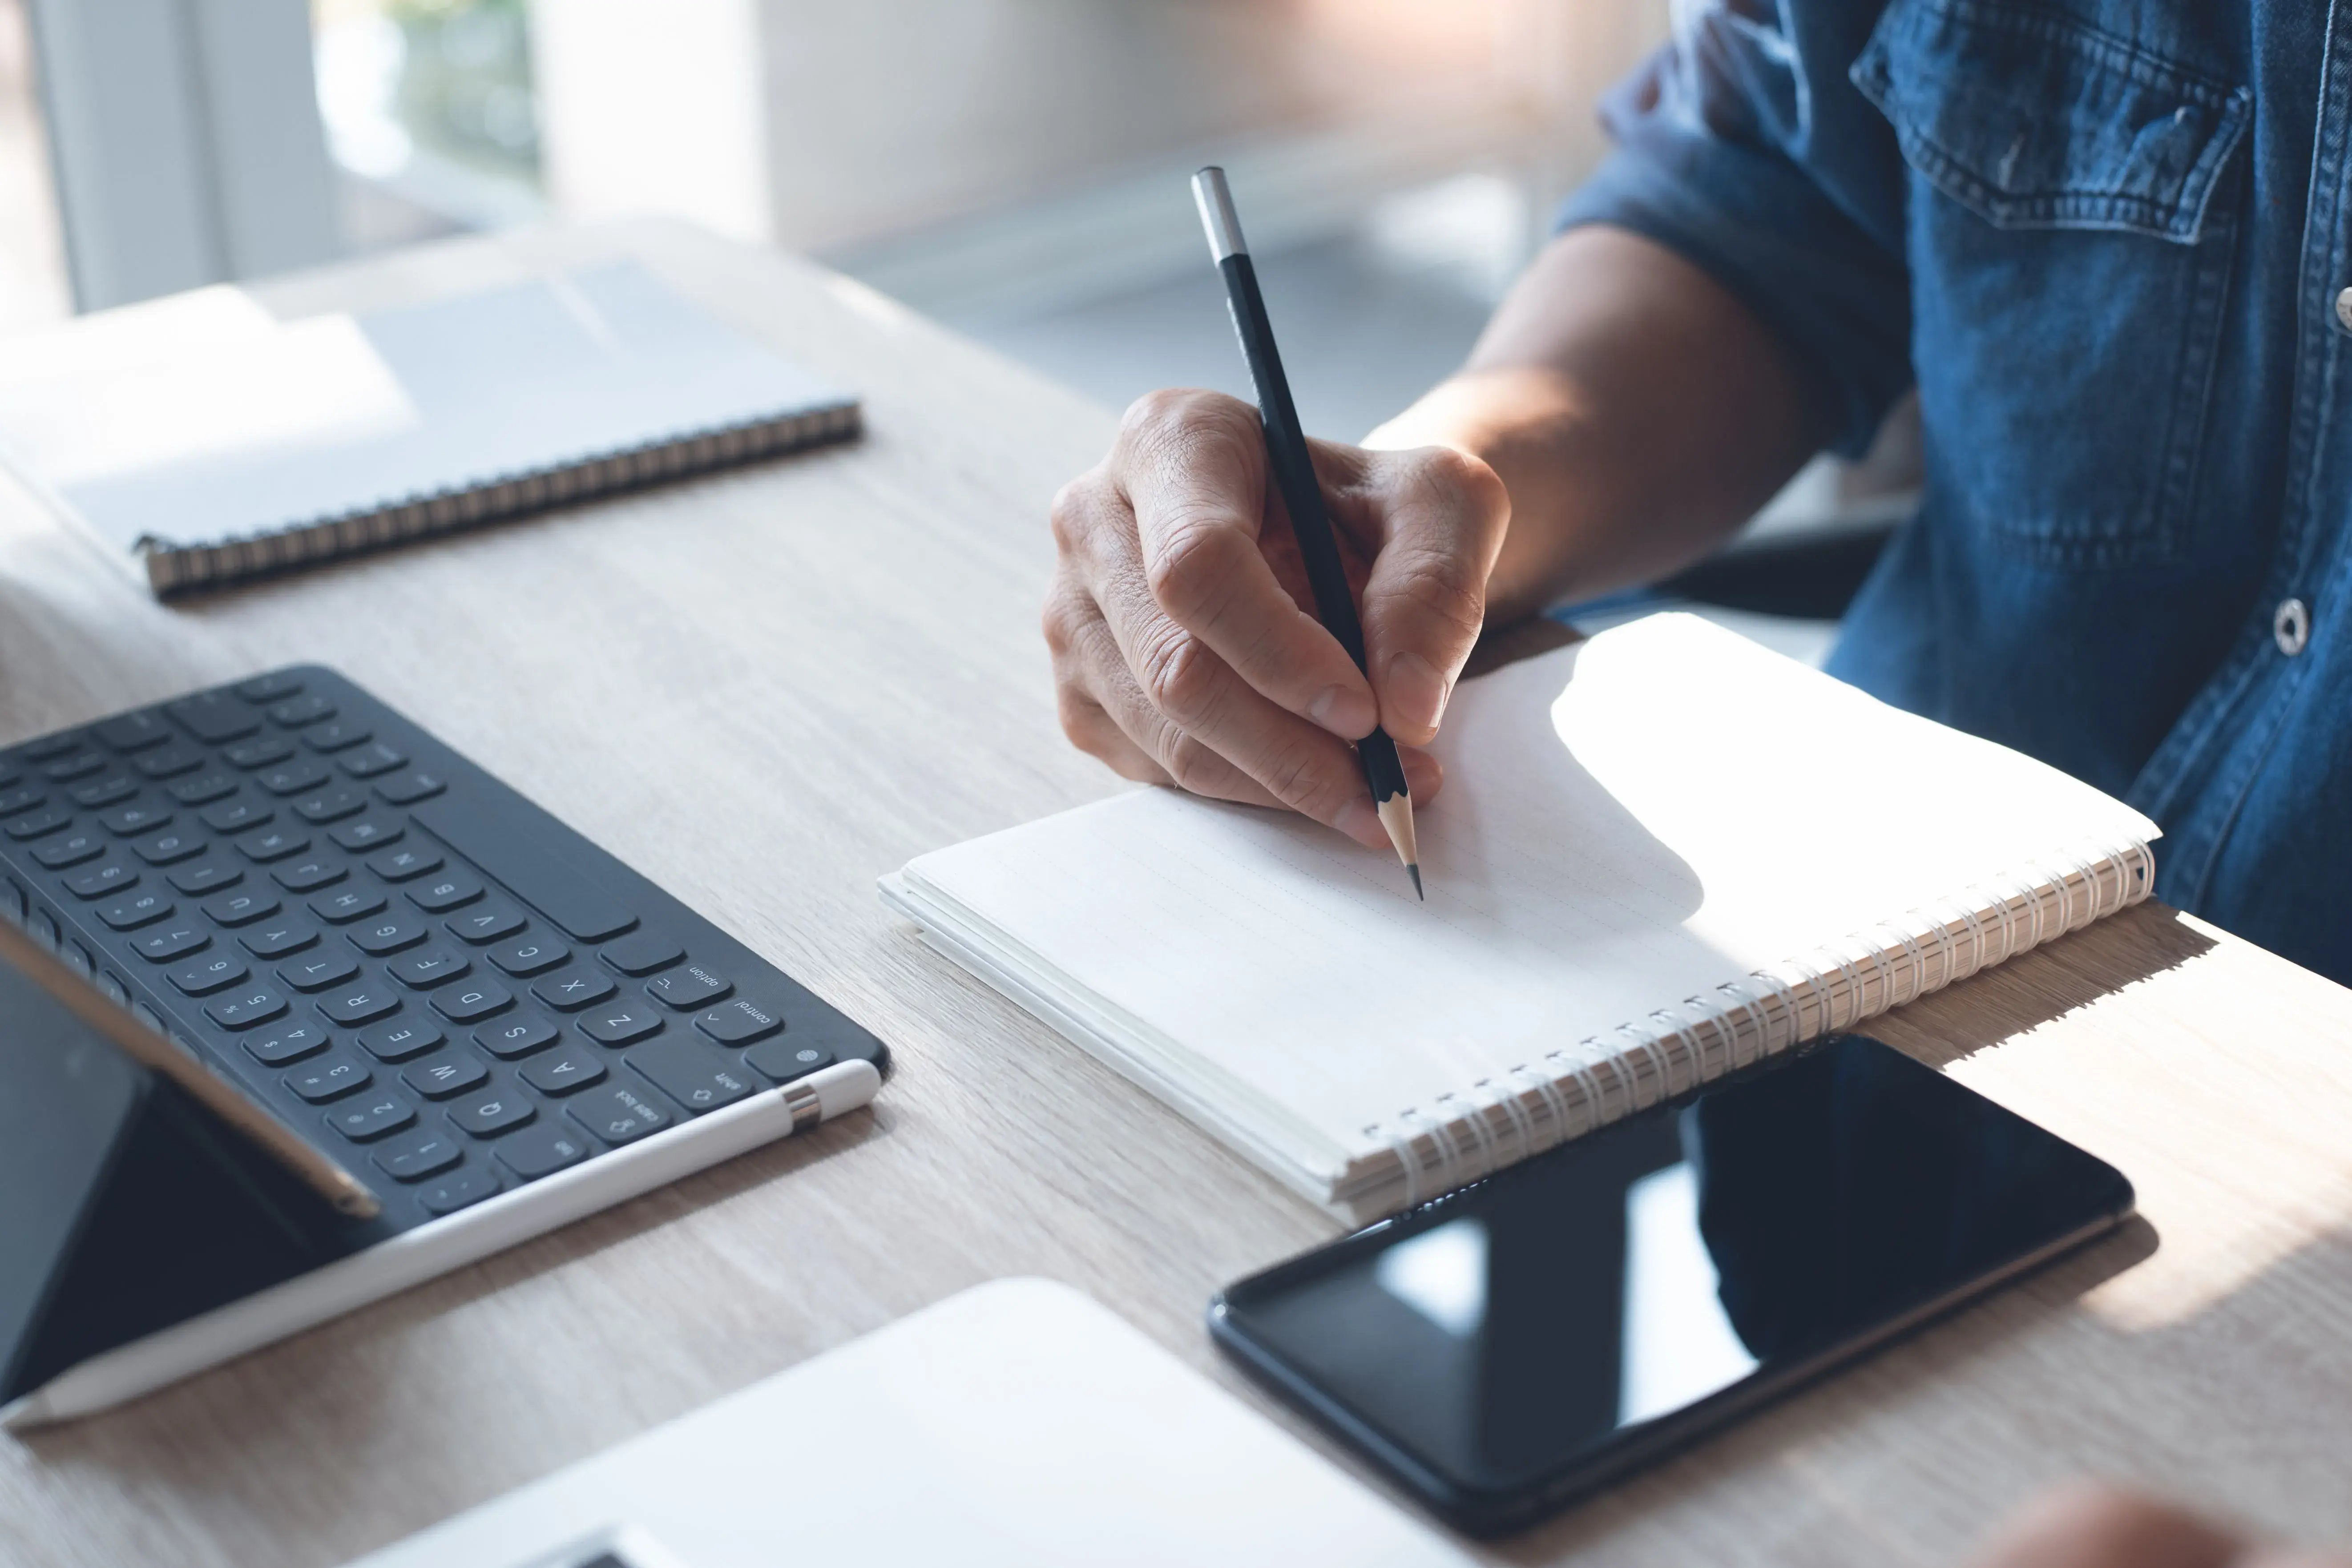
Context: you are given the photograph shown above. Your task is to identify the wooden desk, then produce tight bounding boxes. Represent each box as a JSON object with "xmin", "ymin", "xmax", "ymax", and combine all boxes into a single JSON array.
[{"xmin": 0, "ymin": 221, "xmax": 2346, "ymax": 1568}]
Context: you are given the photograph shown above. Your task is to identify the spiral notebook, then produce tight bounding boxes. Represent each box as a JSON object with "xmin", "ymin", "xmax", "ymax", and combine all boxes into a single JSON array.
[
  {"xmin": 882, "ymin": 613, "xmax": 2160, "ymax": 1222},
  {"xmin": 0, "ymin": 260, "xmax": 856, "ymax": 594}
]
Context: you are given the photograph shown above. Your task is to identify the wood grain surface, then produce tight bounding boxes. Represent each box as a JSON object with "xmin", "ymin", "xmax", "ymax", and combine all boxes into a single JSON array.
[{"xmin": 0, "ymin": 221, "xmax": 2345, "ymax": 1568}]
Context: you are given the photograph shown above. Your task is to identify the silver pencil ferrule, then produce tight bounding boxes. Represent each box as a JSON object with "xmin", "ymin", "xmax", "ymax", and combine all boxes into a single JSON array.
[{"xmin": 1192, "ymin": 166, "xmax": 1247, "ymax": 262}]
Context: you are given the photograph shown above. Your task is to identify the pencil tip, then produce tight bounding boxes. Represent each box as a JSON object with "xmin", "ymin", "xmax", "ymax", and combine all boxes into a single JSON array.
[{"xmin": 1408, "ymin": 864, "xmax": 1424, "ymax": 900}]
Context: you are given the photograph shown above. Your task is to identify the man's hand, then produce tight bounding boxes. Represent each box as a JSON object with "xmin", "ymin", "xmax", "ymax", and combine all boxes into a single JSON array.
[{"xmin": 1045, "ymin": 387, "xmax": 1507, "ymax": 850}]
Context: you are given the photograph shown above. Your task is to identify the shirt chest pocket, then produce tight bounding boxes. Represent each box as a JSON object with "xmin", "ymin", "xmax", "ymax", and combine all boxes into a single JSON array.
[{"xmin": 1852, "ymin": 0, "xmax": 2250, "ymax": 569}]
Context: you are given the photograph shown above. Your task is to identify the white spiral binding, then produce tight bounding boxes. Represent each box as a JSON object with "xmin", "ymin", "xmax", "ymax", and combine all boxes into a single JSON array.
[{"xmin": 1359, "ymin": 835, "xmax": 2156, "ymax": 1210}]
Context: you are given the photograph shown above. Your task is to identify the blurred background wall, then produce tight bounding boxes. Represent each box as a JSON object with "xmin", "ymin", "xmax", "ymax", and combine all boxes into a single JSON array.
[{"xmin": 0, "ymin": 0, "xmax": 1670, "ymax": 436}]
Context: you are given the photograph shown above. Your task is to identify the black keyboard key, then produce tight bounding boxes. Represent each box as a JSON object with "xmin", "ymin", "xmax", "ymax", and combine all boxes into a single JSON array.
[
  {"xmin": 0, "ymin": 762, "xmax": 15, "ymax": 789},
  {"xmin": 226, "ymin": 735, "xmax": 295, "ymax": 770},
  {"xmin": 319, "ymin": 980, "xmax": 402, "ymax": 1026},
  {"xmin": 475, "ymin": 1012, "xmax": 558, "ymax": 1059},
  {"xmin": 70, "ymin": 775, "xmax": 139, "ymax": 809},
  {"xmin": 96, "ymin": 712, "xmax": 170, "ymax": 752},
  {"xmin": 410, "ymin": 799, "xmax": 638, "ymax": 944},
  {"xmin": 695, "ymin": 997, "xmax": 783, "ymax": 1046},
  {"xmin": 600, "ymin": 931, "xmax": 684, "ymax": 976},
  {"xmin": 134, "ymin": 923, "xmax": 209, "ymax": 963},
  {"xmin": 202, "ymin": 798, "xmax": 272, "ymax": 833},
  {"xmin": 279, "ymin": 948, "xmax": 360, "ymax": 992},
  {"xmin": 566, "ymin": 1083, "xmax": 672, "ymax": 1146},
  {"xmin": 166, "ymin": 692, "xmax": 261, "ymax": 745},
  {"xmin": 32, "ymin": 830, "xmax": 105, "ymax": 869},
  {"xmin": 167, "ymin": 859, "xmax": 242, "ymax": 896},
  {"xmin": 626, "ymin": 1036, "xmax": 758, "ymax": 1115},
  {"xmin": 242, "ymin": 1018, "xmax": 327, "ymax": 1062},
  {"xmin": 169, "ymin": 953, "xmax": 249, "ymax": 996},
  {"xmin": 130, "ymin": 828, "xmax": 206, "ymax": 865},
  {"xmin": 212, "ymin": 987, "xmax": 294, "ymax": 1032},
  {"xmin": 348, "ymin": 915, "xmax": 427, "ymax": 955},
  {"xmin": 42, "ymin": 752, "xmax": 105, "ymax": 782},
  {"xmin": 302, "ymin": 719, "xmax": 372, "ymax": 752},
  {"xmin": 578, "ymin": 1002, "xmax": 662, "ymax": 1047},
  {"xmin": 294, "ymin": 787, "xmax": 368, "ymax": 825},
  {"xmin": 99, "ymin": 802, "xmax": 171, "ymax": 835},
  {"xmin": 494, "ymin": 1123, "xmax": 592, "ymax": 1181},
  {"xmin": 18, "ymin": 734, "xmax": 75, "ymax": 759},
  {"xmin": 236, "ymin": 672, "xmax": 304, "ymax": 703},
  {"xmin": 235, "ymin": 824, "xmax": 310, "ymax": 862},
  {"xmin": 432, "ymin": 980, "xmax": 512, "ymax": 1024},
  {"xmin": 97, "ymin": 891, "xmax": 173, "ymax": 930},
  {"xmin": 359, "ymin": 1019, "xmax": 445, "ymax": 1061},
  {"xmin": 339, "ymin": 741, "xmax": 408, "ymax": 778},
  {"xmin": 519, "ymin": 1045, "xmax": 606, "ymax": 1096},
  {"xmin": 272, "ymin": 856, "xmax": 346, "ymax": 893},
  {"xmin": 325, "ymin": 1092, "xmax": 414, "ymax": 1143},
  {"xmin": 390, "ymin": 946, "xmax": 470, "ymax": 988},
  {"xmin": 375, "ymin": 769, "xmax": 448, "ymax": 806},
  {"xmin": 240, "ymin": 918, "xmax": 319, "ymax": 960},
  {"xmin": 286, "ymin": 1051, "xmax": 371, "ymax": 1103},
  {"xmin": 448, "ymin": 1086, "xmax": 534, "ymax": 1138},
  {"xmin": 369, "ymin": 844, "xmax": 442, "ymax": 882},
  {"xmin": 488, "ymin": 935, "xmax": 569, "ymax": 977},
  {"xmin": 417, "ymin": 1165, "xmax": 501, "ymax": 1214},
  {"xmin": 330, "ymin": 815, "xmax": 401, "ymax": 851},
  {"xmin": 5, "ymin": 808, "xmax": 70, "ymax": 840},
  {"xmin": 372, "ymin": 1128, "xmax": 463, "ymax": 1182},
  {"xmin": 268, "ymin": 694, "xmax": 337, "ymax": 728},
  {"xmin": 746, "ymin": 1040, "xmax": 835, "ymax": 1083},
  {"xmin": 311, "ymin": 886, "xmax": 387, "ymax": 924},
  {"xmin": 646, "ymin": 962, "xmax": 731, "ymax": 1010},
  {"xmin": 0, "ymin": 785, "xmax": 44, "ymax": 814},
  {"xmin": 204, "ymin": 888, "xmax": 280, "ymax": 926},
  {"xmin": 65, "ymin": 862, "xmax": 136, "ymax": 898},
  {"xmin": 533, "ymin": 968, "xmax": 615, "ymax": 1012},
  {"xmin": 446, "ymin": 902, "xmax": 526, "ymax": 945},
  {"xmin": 167, "ymin": 770, "xmax": 239, "ymax": 806},
  {"xmin": 403, "ymin": 1051, "xmax": 488, "ymax": 1100},
  {"xmin": 406, "ymin": 871, "xmax": 482, "ymax": 912},
  {"xmin": 256, "ymin": 759, "xmax": 330, "ymax": 796},
  {"xmin": 133, "ymin": 743, "xmax": 204, "ymax": 780}
]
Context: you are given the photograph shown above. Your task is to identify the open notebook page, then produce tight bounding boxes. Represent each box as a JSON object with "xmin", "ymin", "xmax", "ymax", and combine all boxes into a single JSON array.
[{"xmin": 899, "ymin": 615, "xmax": 2157, "ymax": 1189}]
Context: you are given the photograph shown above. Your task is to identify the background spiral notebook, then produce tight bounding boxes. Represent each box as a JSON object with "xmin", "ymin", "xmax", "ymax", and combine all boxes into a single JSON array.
[
  {"xmin": 883, "ymin": 613, "xmax": 2160, "ymax": 1222},
  {"xmin": 0, "ymin": 259, "xmax": 856, "ymax": 594}
]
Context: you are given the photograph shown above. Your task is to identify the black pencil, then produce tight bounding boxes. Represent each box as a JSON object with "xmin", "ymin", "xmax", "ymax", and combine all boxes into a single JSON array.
[{"xmin": 1191, "ymin": 165, "xmax": 1422, "ymax": 898}]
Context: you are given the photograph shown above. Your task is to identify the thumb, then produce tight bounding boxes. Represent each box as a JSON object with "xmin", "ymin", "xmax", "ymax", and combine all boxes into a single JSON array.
[{"xmin": 1356, "ymin": 446, "xmax": 1510, "ymax": 747}]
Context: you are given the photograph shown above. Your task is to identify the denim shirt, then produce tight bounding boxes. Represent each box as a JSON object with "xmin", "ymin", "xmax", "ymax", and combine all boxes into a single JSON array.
[{"xmin": 1560, "ymin": 0, "xmax": 2352, "ymax": 984}]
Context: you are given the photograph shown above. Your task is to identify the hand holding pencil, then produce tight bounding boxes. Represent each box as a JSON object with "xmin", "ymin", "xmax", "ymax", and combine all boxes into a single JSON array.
[{"xmin": 1040, "ymin": 173, "xmax": 1508, "ymax": 887}]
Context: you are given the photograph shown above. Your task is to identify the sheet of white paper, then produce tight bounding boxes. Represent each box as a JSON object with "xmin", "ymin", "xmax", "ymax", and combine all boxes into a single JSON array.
[{"xmin": 906, "ymin": 615, "xmax": 2157, "ymax": 1167}]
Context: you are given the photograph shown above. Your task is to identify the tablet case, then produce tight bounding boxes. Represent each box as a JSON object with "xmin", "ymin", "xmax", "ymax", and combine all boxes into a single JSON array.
[{"xmin": 0, "ymin": 953, "xmax": 338, "ymax": 1401}]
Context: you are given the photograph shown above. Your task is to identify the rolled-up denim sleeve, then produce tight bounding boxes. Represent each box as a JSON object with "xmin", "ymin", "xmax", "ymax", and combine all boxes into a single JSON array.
[{"xmin": 1557, "ymin": 2, "xmax": 1913, "ymax": 458}]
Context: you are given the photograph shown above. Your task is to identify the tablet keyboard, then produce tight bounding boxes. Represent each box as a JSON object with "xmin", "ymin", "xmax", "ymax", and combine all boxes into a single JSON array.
[{"xmin": 0, "ymin": 667, "xmax": 886, "ymax": 1234}]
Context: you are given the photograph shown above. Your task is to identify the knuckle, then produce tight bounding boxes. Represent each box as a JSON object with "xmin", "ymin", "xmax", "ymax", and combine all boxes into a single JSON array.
[
  {"xmin": 1382, "ymin": 550, "xmax": 1487, "ymax": 641},
  {"xmin": 1137, "ymin": 629, "xmax": 1220, "ymax": 720},
  {"xmin": 1145, "ymin": 519, "xmax": 1247, "ymax": 622},
  {"xmin": 1162, "ymin": 733, "xmax": 1227, "ymax": 795},
  {"xmin": 1048, "ymin": 474, "xmax": 1105, "ymax": 555}
]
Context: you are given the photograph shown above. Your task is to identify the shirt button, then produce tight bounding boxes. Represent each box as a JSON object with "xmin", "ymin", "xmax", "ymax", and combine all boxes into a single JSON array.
[
  {"xmin": 2336, "ymin": 288, "xmax": 2352, "ymax": 332},
  {"xmin": 2275, "ymin": 597, "xmax": 2311, "ymax": 656}
]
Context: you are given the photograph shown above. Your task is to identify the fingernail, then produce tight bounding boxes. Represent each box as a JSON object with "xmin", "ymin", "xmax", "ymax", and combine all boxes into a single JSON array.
[
  {"xmin": 1385, "ymin": 651, "xmax": 1448, "ymax": 734},
  {"xmin": 1333, "ymin": 797, "xmax": 1387, "ymax": 850},
  {"xmin": 1309, "ymin": 682, "xmax": 1376, "ymax": 737}
]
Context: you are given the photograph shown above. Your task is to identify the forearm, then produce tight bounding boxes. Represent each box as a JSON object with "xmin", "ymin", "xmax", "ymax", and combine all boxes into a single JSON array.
[{"xmin": 1367, "ymin": 225, "xmax": 1825, "ymax": 623}]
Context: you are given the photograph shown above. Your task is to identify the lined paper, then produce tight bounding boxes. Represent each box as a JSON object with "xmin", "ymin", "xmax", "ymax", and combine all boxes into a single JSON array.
[{"xmin": 904, "ymin": 615, "xmax": 2158, "ymax": 1185}]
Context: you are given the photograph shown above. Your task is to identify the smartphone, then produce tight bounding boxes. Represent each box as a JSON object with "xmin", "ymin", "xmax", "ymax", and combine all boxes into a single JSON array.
[{"xmin": 1209, "ymin": 1034, "xmax": 2134, "ymax": 1536}]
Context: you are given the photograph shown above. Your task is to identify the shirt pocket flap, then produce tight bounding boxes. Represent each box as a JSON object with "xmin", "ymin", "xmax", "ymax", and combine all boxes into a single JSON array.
[{"xmin": 1851, "ymin": 0, "xmax": 2250, "ymax": 243}]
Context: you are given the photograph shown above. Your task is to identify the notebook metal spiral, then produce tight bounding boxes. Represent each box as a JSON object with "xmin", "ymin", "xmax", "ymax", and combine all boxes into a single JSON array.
[
  {"xmin": 1354, "ymin": 836, "xmax": 2156, "ymax": 1214},
  {"xmin": 138, "ymin": 402, "xmax": 861, "ymax": 596}
]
